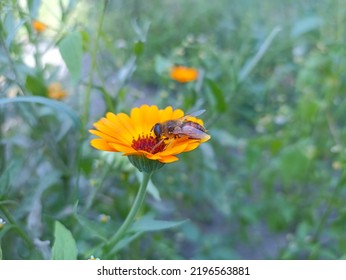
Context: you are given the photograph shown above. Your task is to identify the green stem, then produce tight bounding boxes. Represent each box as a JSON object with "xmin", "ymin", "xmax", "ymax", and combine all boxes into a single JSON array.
[
  {"xmin": 0, "ymin": 205, "xmax": 34, "ymax": 249},
  {"xmin": 82, "ymin": 0, "xmax": 108, "ymax": 130},
  {"xmin": 103, "ymin": 171, "xmax": 152, "ymax": 258},
  {"xmin": 0, "ymin": 26, "xmax": 26, "ymax": 95}
]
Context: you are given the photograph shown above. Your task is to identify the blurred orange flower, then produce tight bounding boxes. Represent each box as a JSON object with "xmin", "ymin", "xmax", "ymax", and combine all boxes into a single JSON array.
[
  {"xmin": 170, "ymin": 66, "xmax": 198, "ymax": 83},
  {"xmin": 47, "ymin": 83, "xmax": 67, "ymax": 100},
  {"xmin": 32, "ymin": 20, "xmax": 48, "ymax": 32}
]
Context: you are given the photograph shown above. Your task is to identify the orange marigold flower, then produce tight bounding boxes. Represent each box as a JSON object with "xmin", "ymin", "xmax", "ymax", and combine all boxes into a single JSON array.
[
  {"xmin": 32, "ymin": 20, "xmax": 48, "ymax": 33},
  {"xmin": 170, "ymin": 66, "xmax": 199, "ymax": 83},
  {"xmin": 47, "ymin": 82, "xmax": 67, "ymax": 100},
  {"xmin": 89, "ymin": 105, "xmax": 210, "ymax": 168}
]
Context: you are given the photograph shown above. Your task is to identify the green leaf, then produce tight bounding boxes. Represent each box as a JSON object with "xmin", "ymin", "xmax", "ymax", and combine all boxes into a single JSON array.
[
  {"xmin": 58, "ymin": 32, "xmax": 83, "ymax": 84},
  {"xmin": 5, "ymin": 19, "xmax": 26, "ymax": 48},
  {"xmin": 154, "ymin": 55, "xmax": 172, "ymax": 75},
  {"xmin": 113, "ymin": 232, "xmax": 142, "ymax": 253},
  {"xmin": 28, "ymin": 0, "xmax": 41, "ymax": 18},
  {"xmin": 74, "ymin": 214, "xmax": 107, "ymax": 242},
  {"xmin": 51, "ymin": 221, "xmax": 78, "ymax": 260},
  {"xmin": 133, "ymin": 40, "xmax": 144, "ymax": 57},
  {"xmin": 25, "ymin": 75, "xmax": 47, "ymax": 96},
  {"xmin": 238, "ymin": 26, "xmax": 281, "ymax": 81},
  {"xmin": 0, "ymin": 223, "xmax": 15, "ymax": 240},
  {"xmin": 0, "ymin": 159, "xmax": 23, "ymax": 199},
  {"xmin": 0, "ymin": 96, "xmax": 81, "ymax": 129},
  {"xmin": 291, "ymin": 16, "xmax": 323, "ymax": 38},
  {"xmin": 297, "ymin": 93, "xmax": 320, "ymax": 123},
  {"xmin": 0, "ymin": 200, "xmax": 16, "ymax": 207},
  {"xmin": 80, "ymin": 30, "xmax": 90, "ymax": 52},
  {"xmin": 277, "ymin": 141, "xmax": 312, "ymax": 183},
  {"xmin": 206, "ymin": 79, "xmax": 227, "ymax": 112},
  {"xmin": 130, "ymin": 214, "xmax": 187, "ymax": 232}
]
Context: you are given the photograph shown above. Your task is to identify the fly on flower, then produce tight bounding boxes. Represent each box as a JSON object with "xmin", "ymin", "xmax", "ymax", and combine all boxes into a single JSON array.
[
  {"xmin": 151, "ymin": 110, "xmax": 209, "ymax": 153},
  {"xmin": 89, "ymin": 105, "xmax": 211, "ymax": 169}
]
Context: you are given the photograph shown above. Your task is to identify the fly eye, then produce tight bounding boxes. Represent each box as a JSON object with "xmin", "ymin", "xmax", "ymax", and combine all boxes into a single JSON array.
[{"xmin": 152, "ymin": 124, "xmax": 161, "ymax": 137}]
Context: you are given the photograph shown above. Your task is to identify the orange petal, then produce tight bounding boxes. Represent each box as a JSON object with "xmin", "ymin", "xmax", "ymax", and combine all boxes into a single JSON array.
[
  {"xmin": 182, "ymin": 141, "xmax": 200, "ymax": 152},
  {"xmin": 158, "ymin": 106, "xmax": 173, "ymax": 122},
  {"xmin": 100, "ymin": 117, "xmax": 133, "ymax": 145},
  {"xmin": 109, "ymin": 112, "xmax": 137, "ymax": 138},
  {"xmin": 158, "ymin": 155, "xmax": 179, "ymax": 163},
  {"xmin": 171, "ymin": 108, "xmax": 184, "ymax": 120},
  {"xmin": 130, "ymin": 106, "xmax": 143, "ymax": 136},
  {"xmin": 110, "ymin": 142, "xmax": 136, "ymax": 154},
  {"xmin": 159, "ymin": 140, "xmax": 189, "ymax": 156},
  {"xmin": 89, "ymin": 128, "xmax": 120, "ymax": 143},
  {"xmin": 90, "ymin": 139, "xmax": 117, "ymax": 152}
]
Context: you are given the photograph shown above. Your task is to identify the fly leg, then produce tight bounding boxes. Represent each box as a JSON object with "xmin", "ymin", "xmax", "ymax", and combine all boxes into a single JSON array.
[{"xmin": 150, "ymin": 138, "xmax": 166, "ymax": 153}]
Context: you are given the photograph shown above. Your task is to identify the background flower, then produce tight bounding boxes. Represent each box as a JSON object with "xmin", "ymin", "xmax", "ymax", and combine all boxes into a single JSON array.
[
  {"xmin": 47, "ymin": 82, "xmax": 67, "ymax": 100},
  {"xmin": 32, "ymin": 20, "xmax": 48, "ymax": 32},
  {"xmin": 170, "ymin": 66, "xmax": 199, "ymax": 83}
]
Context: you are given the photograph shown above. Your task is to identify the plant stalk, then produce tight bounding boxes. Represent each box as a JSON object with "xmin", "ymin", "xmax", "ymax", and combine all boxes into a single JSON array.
[
  {"xmin": 82, "ymin": 0, "xmax": 108, "ymax": 130},
  {"xmin": 103, "ymin": 171, "xmax": 152, "ymax": 258},
  {"xmin": 0, "ymin": 205, "xmax": 34, "ymax": 249}
]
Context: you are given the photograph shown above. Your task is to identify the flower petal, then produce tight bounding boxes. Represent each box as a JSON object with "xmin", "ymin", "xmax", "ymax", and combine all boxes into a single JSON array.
[
  {"xmin": 110, "ymin": 142, "xmax": 137, "ymax": 154},
  {"xmin": 90, "ymin": 139, "xmax": 117, "ymax": 151},
  {"xmin": 157, "ymin": 155, "xmax": 179, "ymax": 163}
]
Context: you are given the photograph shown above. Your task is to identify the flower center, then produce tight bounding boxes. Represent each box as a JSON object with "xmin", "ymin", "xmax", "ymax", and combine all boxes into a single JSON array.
[{"xmin": 131, "ymin": 134, "xmax": 166, "ymax": 154}]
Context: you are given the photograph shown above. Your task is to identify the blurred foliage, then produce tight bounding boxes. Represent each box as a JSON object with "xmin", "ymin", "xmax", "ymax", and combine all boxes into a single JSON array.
[{"xmin": 1, "ymin": 0, "xmax": 346, "ymax": 260}]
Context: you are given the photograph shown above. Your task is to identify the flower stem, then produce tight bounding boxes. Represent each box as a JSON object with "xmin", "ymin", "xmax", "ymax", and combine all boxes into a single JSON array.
[
  {"xmin": 0, "ymin": 205, "xmax": 34, "ymax": 249},
  {"xmin": 103, "ymin": 171, "xmax": 152, "ymax": 258}
]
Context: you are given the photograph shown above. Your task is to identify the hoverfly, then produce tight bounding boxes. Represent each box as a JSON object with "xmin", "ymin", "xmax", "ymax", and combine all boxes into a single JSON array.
[{"xmin": 150, "ymin": 110, "xmax": 209, "ymax": 153}]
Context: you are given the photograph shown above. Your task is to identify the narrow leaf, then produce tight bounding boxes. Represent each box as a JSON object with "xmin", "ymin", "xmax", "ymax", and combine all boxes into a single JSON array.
[
  {"xmin": 207, "ymin": 79, "xmax": 227, "ymax": 112},
  {"xmin": 113, "ymin": 232, "xmax": 142, "ymax": 253},
  {"xmin": 51, "ymin": 221, "xmax": 78, "ymax": 260},
  {"xmin": 291, "ymin": 16, "xmax": 323, "ymax": 38},
  {"xmin": 154, "ymin": 55, "xmax": 172, "ymax": 75},
  {"xmin": 5, "ymin": 19, "xmax": 26, "ymax": 48},
  {"xmin": 0, "ymin": 96, "xmax": 81, "ymax": 129},
  {"xmin": 130, "ymin": 214, "xmax": 188, "ymax": 232},
  {"xmin": 238, "ymin": 26, "xmax": 281, "ymax": 81},
  {"xmin": 28, "ymin": 0, "xmax": 41, "ymax": 18},
  {"xmin": 74, "ymin": 214, "xmax": 107, "ymax": 242}
]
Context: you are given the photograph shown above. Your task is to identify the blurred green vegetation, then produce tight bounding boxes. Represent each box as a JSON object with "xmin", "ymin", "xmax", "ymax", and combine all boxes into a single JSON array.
[{"xmin": 1, "ymin": 0, "xmax": 346, "ymax": 259}]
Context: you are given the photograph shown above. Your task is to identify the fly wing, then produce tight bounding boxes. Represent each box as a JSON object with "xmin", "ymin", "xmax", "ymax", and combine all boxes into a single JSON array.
[
  {"xmin": 178, "ymin": 109, "xmax": 206, "ymax": 122},
  {"xmin": 188, "ymin": 109, "xmax": 206, "ymax": 117},
  {"xmin": 173, "ymin": 125, "xmax": 209, "ymax": 140}
]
